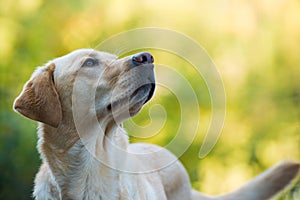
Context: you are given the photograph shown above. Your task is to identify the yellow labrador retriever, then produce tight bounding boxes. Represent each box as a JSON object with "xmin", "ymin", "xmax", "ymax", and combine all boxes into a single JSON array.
[{"xmin": 14, "ymin": 49, "xmax": 299, "ymax": 200}]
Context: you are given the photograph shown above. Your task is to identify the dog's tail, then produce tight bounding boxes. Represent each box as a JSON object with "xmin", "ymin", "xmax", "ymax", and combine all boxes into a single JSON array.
[{"xmin": 191, "ymin": 161, "xmax": 300, "ymax": 200}]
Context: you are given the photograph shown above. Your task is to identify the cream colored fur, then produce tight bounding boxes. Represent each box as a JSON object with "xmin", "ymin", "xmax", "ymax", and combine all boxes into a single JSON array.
[{"xmin": 14, "ymin": 49, "xmax": 299, "ymax": 200}]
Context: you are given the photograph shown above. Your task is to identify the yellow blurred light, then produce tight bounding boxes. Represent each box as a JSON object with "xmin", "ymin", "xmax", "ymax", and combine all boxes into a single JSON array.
[
  {"xmin": 199, "ymin": 158, "xmax": 252, "ymax": 194},
  {"xmin": 17, "ymin": 0, "xmax": 42, "ymax": 14},
  {"xmin": 0, "ymin": 18, "xmax": 18, "ymax": 60},
  {"xmin": 257, "ymin": 139, "xmax": 300, "ymax": 167},
  {"xmin": 222, "ymin": 164, "xmax": 252, "ymax": 193},
  {"xmin": 258, "ymin": 0, "xmax": 287, "ymax": 16},
  {"xmin": 105, "ymin": 0, "xmax": 133, "ymax": 25}
]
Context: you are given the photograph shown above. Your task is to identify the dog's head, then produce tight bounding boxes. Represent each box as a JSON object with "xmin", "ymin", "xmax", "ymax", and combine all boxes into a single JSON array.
[{"xmin": 13, "ymin": 49, "xmax": 155, "ymax": 128}]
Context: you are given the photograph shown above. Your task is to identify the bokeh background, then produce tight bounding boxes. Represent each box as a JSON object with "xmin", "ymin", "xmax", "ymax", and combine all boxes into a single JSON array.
[{"xmin": 1, "ymin": 0, "xmax": 300, "ymax": 199}]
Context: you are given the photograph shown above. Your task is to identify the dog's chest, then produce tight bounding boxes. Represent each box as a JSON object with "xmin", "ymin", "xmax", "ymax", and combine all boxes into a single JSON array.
[{"xmin": 61, "ymin": 143, "xmax": 120, "ymax": 199}]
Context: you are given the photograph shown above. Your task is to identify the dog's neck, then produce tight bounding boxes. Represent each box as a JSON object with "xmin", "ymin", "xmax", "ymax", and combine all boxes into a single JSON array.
[{"xmin": 37, "ymin": 115, "xmax": 129, "ymax": 199}]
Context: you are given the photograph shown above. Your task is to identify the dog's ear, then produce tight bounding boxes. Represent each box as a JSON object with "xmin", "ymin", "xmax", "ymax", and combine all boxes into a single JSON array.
[{"xmin": 13, "ymin": 63, "xmax": 62, "ymax": 127}]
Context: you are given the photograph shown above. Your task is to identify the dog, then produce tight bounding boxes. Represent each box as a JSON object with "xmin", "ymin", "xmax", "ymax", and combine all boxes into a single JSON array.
[{"xmin": 14, "ymin": 49, "xmax": 299, "ymax": 200}]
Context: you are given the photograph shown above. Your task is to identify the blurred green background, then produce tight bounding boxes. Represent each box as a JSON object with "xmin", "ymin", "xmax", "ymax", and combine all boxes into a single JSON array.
[{"xmin": 1, "ymin": 0, "xmax": 300, "ymax": 199}]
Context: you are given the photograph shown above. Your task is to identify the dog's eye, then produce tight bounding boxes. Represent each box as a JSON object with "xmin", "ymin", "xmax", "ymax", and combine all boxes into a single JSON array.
[{"xmin": 83, "ymin": 58, "xmax": 97, "ymax": 67}]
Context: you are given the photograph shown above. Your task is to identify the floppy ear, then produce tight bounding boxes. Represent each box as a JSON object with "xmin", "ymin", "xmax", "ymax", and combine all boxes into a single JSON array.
[{"xmin": 13, "ymin": 63, "xmax": 62, "ymax": 127}]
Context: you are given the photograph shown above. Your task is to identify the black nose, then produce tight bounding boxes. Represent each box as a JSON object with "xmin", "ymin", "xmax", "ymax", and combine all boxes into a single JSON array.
[{"xmin": 132, "ymin": 52, "xmax": 154, "ymax": 65}]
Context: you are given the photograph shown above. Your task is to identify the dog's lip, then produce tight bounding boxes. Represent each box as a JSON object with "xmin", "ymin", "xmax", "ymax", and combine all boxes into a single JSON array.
[
  {"xmin": 147, "ymin": 83, "xmax": 155, "ymax": 103},
  {"xmin": 128, "ymin": 83, "xmax": 155, "ymax": 116},
  {"xmin": 106, "ymin": 83, "xmax": 155, "ymax": 113},
  {"xmin": 131, "ymin": 83, "xmax": 155, "ymax": 105}
]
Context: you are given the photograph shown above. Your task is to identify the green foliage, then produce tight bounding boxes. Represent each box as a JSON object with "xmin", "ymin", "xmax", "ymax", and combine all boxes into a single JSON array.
[
  {"xmin": 0, "ymin": 110, "xmax": 39, "ymax": 200},
  {"xmin": 1, "ymin": 0, "xmax": 299, "ymax": 199}
]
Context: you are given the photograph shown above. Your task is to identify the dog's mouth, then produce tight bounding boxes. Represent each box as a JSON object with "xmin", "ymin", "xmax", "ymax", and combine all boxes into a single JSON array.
[
  {"xmin": 130, "ymin": 83, "xmax": 155, "ymax": 106},
  {"xmin": 107, "ymin": 83, "xmax": 155, "ymax": 117}
]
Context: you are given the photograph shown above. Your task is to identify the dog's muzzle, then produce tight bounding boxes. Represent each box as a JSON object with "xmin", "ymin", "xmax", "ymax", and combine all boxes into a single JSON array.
[{"xmin": 130, "ymin": 52, "xmax": 155, "ymax": 105}]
